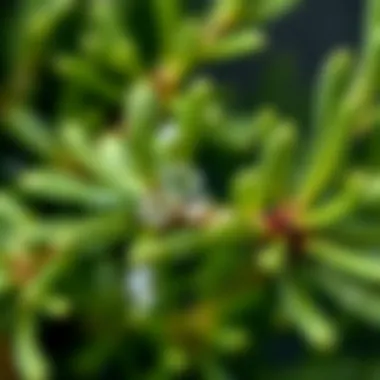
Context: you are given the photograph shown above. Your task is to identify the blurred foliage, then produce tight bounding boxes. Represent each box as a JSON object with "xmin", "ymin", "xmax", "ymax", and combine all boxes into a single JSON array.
[{"xmin": 2, "ymin": 0, "xmax": 380, "ymax": 379}]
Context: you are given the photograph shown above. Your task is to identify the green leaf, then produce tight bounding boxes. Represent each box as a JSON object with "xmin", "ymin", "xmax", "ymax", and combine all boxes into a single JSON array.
[
  {"xmin": 21, "ymin": 214, "xmax": 127, "ymax": 308},
  {"xmin": 5, "ymin": 108, "xmax": 55, "ymax": 158},
  {"xmin": 204, "ymin": 30, "xmax": 267, "ymax": 61},
  {"xmin": 317, "ymin": 271, "xmax": 380, "ymax": 327},
  {"xmin": 297, "ymin": 74, "xmax": 370, "ymax": 206},
  {"xmin": 153, "ymin": 0, "xmax": 181, "ymax": 54},
  {"xmin": 125, "ymin": 81, "xmax": 159, "ymax": 178},
  {"xmin": 363, "ymin": 0, "xmax": 380, "ymax": 57},
  {"xmin": 324, "ymin": 222, "xmax": 380, "ymax": 248},
  {"xmin": 230, "ymin": 120, "xmax": 295, "ymax": 219},
  {"xmin": 0, "ymin": 192, "xmax": 32, "ymax": 225},
  {"xmin": 309, "ymin": 239, "xmax": 380, "ymax": 283},
  {"xmin": 231, "ymin": 167, "xmax": 263, "ymax": 219},
  {"xmin": 212, "ymin": 327, "xmax": 249, "ymax": 353},
  {"xmin": 54, "ymin": 55, "xmax": 121, "ymax": 101},
  {"xmin": 13, "ymin": 312, "xmax": 50, "ymax": 380},
  {"xmin": 29, "ymin": 214, "xmax": 128, "ymax": 253},
  {"xmin": 253, "ymin": 0, "xmax": 302, "ymax": 23},
  {"xmin": 312, "ymin": 49, "xmax": 354, "ymax": 135},
  {"xmin": 131, "ymin": 213, "xmax": 246, "ymax": 265},
  {"xmin": 281, "ymin": 280, "xmax": 338, "ymax": 351},
  {"xmin": 298, "ymin": 24, "xmax": 380, "ymax": 207},
  {"xmin": 361, "ymin": 28, "xmax": 380, "ymax": 90},
  {"xmin": 130, "ymin": 231, "xmax": 208, "ymax": 266},
  {"xmin": 95, "ymin": 134, "xmax": 142, "ymax": 194},
  {"xmin": 303, "ymin": 172, "xmax": 365, "ymax": 229},
  {"xmin": 256, "ymin": 240, "xmax": 287, "ymax": 275},
  {"xmin": 208, "ymin": 0, "xmax": 243, "ymax": 27},
  {"xmin": 355, "ymin": 173, "xmax": 380, "ymax": 206},
  {"xmin": 0, "ymin": 193, "xmax": 33, "ymax": 252},
  {"xmin": 59, "ymin": 121, "xmax": 140, "ymax": 193},
  {"xmin": 84, "ymin": 0, "xmax": 141, "ymax": 76},
  {"xmin": 170, "ymin": 20, "xmax": 202, "ymax": 73},
  {"xmin": 58, "ymin": 120, "xmax": 96, "ymax": 166},
  {"xmin": 25, "ymin": 0, "xmax": 74, "ymax": 42},
  {"xmin": 362, "ymin": 16, "xmax": 380, "ymax": 93},
  {"xmin": 162, "ymin": 346, "xmax": 190, "ymax": 375},
  {"xmin": 173, "ymin": 79, "xmax": 214, "ymax": 160},
  {"xmin": 213, "ymin": 107, "xmax": 278, "ymax": 152},
  {"xmin": 19, "ymin": 170, "xmax": 125, "ymax": 209},
  {"xmin": 260, "ymin": 121, "xmax": 297, "ymax": 206},
  {"xmin": 40, "ymin": 295, "xmax": 71, "ymax": 319}
]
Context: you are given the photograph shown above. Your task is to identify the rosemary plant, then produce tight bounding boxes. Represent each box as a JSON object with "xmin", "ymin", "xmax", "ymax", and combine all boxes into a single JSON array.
[{"xmin": 1, "ymin": 0, "xmax": 380, "ymax": 378}]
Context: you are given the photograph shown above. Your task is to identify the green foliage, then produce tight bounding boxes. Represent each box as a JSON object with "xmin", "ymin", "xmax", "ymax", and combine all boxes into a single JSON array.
[{"xmin": 2, "ymin": 0, "xmax": 380, "ymax": 378}]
